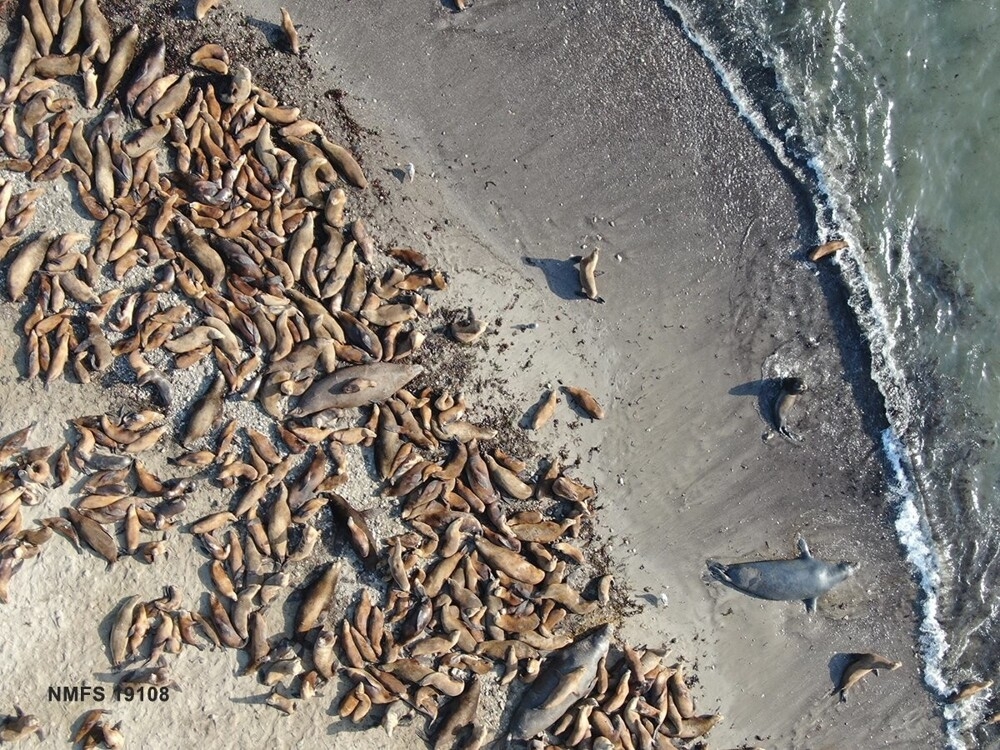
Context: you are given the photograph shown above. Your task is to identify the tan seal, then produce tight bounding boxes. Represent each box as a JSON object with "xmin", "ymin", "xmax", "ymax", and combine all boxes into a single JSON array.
[
  {"xmin": 572, "ymin": 247, "xmax": 606, "ymax": 303},
  {"xmin": 809, "ymin": 238, "xmax": 848, "ymax": 261},
  {"xmin": 833, "ymin": 652, "xmax": 901, "ymax": 700},
  {"xmin": 949, "ymin": 679, "xmax": 994, "ymax": 703}
]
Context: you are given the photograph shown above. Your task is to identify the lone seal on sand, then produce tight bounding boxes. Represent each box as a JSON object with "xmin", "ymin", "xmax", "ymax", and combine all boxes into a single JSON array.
[
  {"xmin": 773, "ymin": 376, "xmax": 807, "ymax": 442},
  {"xmin": 707, "ymin": 537, "xmax": 856, "ymax": 613},
  {"xmin": 569, "ymin": 248, "xmax": 606, "ymax": 304}
]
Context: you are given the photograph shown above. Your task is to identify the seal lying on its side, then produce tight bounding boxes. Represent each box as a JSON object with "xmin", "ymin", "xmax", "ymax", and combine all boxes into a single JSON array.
[{"xmin": 707, "ymin": 537, "xmax": 856, "ymax": 613}]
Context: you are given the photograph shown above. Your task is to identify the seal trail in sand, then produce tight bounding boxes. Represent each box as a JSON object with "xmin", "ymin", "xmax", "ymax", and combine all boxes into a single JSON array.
[{"xmin": 707, "ymin": 537, "xmax": 856, "ymax": 613}]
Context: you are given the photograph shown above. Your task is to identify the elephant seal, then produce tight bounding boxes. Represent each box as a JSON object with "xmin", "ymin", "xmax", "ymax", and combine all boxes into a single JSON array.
[
  {"xmin": 707, "ymin": 537, "xmax": 856, "ymax": 613},
  {"xmin": 773, "ymin": 376, "xmax": 807, "ymax": 442},
  {"xmin": 507, "ymin": 623, "xmax": 612, "ymax": 740},
  {"xmin": 289, "ymin": 363, "xmax": 423, "ymax": 417}
]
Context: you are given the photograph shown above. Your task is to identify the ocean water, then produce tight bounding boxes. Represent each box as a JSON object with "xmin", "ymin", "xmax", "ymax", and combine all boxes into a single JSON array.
[{"xmin": 661, "ymin": 0, "xmax": 1000, "ymax": 746}]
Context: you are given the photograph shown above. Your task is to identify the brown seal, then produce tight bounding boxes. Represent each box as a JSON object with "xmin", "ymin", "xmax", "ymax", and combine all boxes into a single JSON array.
[
  {"xmin": 809, "ymin": 238, "xmax": 848, "ymax": 261},
  {"xmin": 0, "ymin": 706, "xmax": 44, "ymax": 742},
  {"xmin": 571, "ymin": 248, "xmax": 606, "ymax": 303},
  {"xmin": 833, "ymin": 652, "xmax": 901, "ymax": 700}
]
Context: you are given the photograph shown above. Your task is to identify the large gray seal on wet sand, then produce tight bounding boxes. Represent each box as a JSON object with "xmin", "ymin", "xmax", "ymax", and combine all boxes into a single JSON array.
[{"xmin": 706, "ymin": 537, "xmax": 856, "ymax": 613}]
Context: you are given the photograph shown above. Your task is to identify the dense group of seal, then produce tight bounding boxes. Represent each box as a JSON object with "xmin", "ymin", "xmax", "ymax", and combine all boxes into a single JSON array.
[{"xmin": 0, "ymin": 0, "xmax": 722, "ymax": 747}]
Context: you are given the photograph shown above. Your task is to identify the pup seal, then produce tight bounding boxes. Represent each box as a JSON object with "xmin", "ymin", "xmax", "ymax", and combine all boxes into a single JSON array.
[
  {"xmin": 707, "ymin": 537, "xmax": 856, "ymax": 613},
  {"xmin": 0, "ymin": 706, "xmax": 44, "ymax": 741},
  {"xmin": 773, "ymin": 376, "xmax": 807, "ymax": 442}
]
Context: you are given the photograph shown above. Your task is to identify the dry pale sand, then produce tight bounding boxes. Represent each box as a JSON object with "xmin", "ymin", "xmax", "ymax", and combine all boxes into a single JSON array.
[{"xmin": 0, "ymin": 0, "xmax": 945, "ymax": 749}]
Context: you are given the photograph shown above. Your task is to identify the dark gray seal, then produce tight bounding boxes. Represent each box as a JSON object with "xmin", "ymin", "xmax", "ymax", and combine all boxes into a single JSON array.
[
  {"xmin": 507, "ymin": 623, "xmax": 612, "ymax": 741},
  {"xmin": 773, "ymin": 376, "xmax": 808, "ymax": 442},
  {"xmin": 707, "ymin": 538, "xmax": 856, "ymax": 613}
]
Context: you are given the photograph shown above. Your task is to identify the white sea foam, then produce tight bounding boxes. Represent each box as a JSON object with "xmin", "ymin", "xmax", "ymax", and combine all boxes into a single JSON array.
[{"xmin": 664, "ymin": 4, "xmax": 814, "ymax": 200}]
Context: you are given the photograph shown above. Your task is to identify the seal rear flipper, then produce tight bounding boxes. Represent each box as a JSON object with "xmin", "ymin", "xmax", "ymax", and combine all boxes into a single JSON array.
[
  {"xmin": 804, "ymin": 597, "xmax": 817, "ymax": 613},
  {"xmin": 706, "ymin": 560, "xmax": 732, "ymax": 585},
  {"xmin": 778, "ymin": 426, "xmax": 803, "ymax": 443}
]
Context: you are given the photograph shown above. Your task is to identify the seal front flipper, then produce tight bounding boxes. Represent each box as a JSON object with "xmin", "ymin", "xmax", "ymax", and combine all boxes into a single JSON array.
[
  {"xmin": 797, "ymin": 537, "xmax": 812, "ymax": 558},
  {"xmin": 799, "ymin": 538, "xmax": 817, "ymax": 613},
  {"xmin": 575, "ymin": 290, "xmax": 606, "ymax": 304}
]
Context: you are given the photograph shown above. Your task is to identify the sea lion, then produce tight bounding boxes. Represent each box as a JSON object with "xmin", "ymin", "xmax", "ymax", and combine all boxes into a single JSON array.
[
  {"xmin": 294, "ymin": 561, "xmax": 342, "ymax": 634},
  {"xmin": 449, "ymin": 309, "xmax": 486, "ymax": 345},
  {"xmin": 179, "ymin": 371, "xmax": 225, "ymax": 447},
  {"xmin": 529, "ymin": 389, "xmax": 558, "ymax": 430},
  {"xmin": 949, "ymin": 679, "xmax": 994, "ymax": 703},
  {"xmin": 773, "ymin": 376, "xmax": 807, "ymax": 442},
  {"xmin": 109, "ymin": 594, "xmax": 141, "ymax": 667},
  {"xmin": 833, "ymin": 652, "xmax": 901, "ymax": 700},
  {"xmin": 809, "ymin": 238, "xmax": 848, "ymax": 262},
  {"xmin": 571, "ymin": 248, "xmax": 606, "ymax": 303},
  {"xmin": 0, "ymin": 705, "xmax": 44, "ymax": 741},
  {"xmin": 279, "ymin": 7, "xmax": 300, "ymax": 55},
  {"xmin": 562, "ymin": 385, "xmax": 605, "ymax": 419},
  {"xmin": 707, "ymin": 537, "xmax": 856, "ymax": 613},
  {"xmin": 432, "ymin": 675, "xmax": 481, "ymax": 750}
]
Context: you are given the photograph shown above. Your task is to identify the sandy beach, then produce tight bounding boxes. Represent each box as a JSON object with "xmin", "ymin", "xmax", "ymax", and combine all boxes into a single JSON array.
[{"xmin": 0, "ymin": 0, "xmax": 945, "ymax": 748}]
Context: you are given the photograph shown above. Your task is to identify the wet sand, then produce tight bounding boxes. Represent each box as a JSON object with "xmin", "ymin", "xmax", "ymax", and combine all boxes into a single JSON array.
[{"xmin": 0, "ymin": 0, "xmax": 943, "ymax": 747}]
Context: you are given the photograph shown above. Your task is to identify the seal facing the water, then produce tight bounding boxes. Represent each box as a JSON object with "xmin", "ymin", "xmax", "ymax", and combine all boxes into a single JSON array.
[{"xmin": 707, "ymin": 537, "xmax": 856, "ymax": 613}]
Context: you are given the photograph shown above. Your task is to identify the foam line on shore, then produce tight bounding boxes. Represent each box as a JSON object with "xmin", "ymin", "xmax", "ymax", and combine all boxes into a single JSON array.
[{"xmin": 885, "ymin": 428, "xmax": 966, "ymax": 748}]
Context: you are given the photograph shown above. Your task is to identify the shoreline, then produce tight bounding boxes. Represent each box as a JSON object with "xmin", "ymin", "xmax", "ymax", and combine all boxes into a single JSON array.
[
  {"xmin": 293, "ymin": 1, "xmax": 943, "ymax": 745},
  {"xmin": 0, "ymin": 1, "xmax": 943, "ymax": 748}
]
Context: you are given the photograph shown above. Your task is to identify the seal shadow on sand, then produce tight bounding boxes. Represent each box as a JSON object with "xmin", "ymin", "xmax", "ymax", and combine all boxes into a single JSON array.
[
  {"xmin": 522, "ymin": 257, "xmax": 580, "ymax": 301},
  {"xmin": 244, "ymin": 17, "xmax": 284, "ymax": 45},
  {"xmin": 728, "ymin": 377, "xmax": 782, "ymax": 430},
  {"xmin": 383, "ymin": 167, "xmax": 409, "ymax": 185}
]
